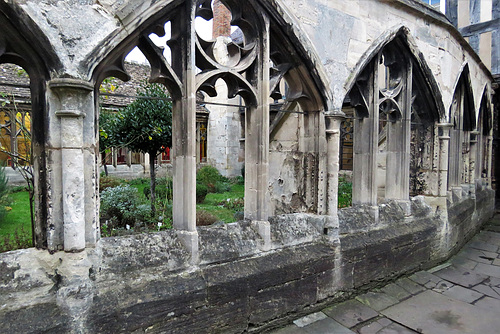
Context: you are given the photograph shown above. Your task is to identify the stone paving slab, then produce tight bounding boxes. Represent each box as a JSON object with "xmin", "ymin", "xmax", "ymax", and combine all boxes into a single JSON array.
[
  {"xmin": 474, "ymin": 262, "xmax": 500, "ymax": 278},
  {"xmin": 269, "ymin": 216, "xmax": 500, "ymax": 334},
  {"xmin": 472, "ymin": 283, "xmax": 500, "ymax": 299},
  {"xmin": 382, "ymin": 290, "xmax": 500, "ymax": 334},
  {"xmin": 356, "ymin": 291, "xmax": 399, "ymax": 311},
  {"xmin": 302, "ymin": 317, "xmax": 355, "ymax": 334},
  {"xmin": 433, "ymin": 265, "xmax": 488, "ymax": 287},
  {"xmin": 381, "ymin": 283, "xmax": 412, "ymax": 301},
  {"xmin": 456, "ymin": 248, "xmax": 497, "ymax": 264},
  {"xmin": 442, "ymin": 285, "xmax": 484, "ymax": 304},
  {"xmin": 473, "ymin": 295, "xmax": 500, "ymax": 310},
  {"xmin": 322, "ymin": 299, "xmax": 378, "ymax": 328},
  {"xmin": 467, "ymin": 241, "xmax": 498, "ymax": 253}
]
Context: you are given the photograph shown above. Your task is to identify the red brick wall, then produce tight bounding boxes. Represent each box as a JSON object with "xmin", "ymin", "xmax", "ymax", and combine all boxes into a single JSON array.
[{"xmin": 212, "ymin": 0, "xmax": 231, "ymax": 39}]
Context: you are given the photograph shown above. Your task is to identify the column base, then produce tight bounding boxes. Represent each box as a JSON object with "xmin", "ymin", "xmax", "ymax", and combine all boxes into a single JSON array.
[
  {"xmin": 176, "ymin": 230, "xmax": 199, "ymax": 265},
  {"xmin": 251, "ymin": 220, "xmax": 271, "ymax": 252}
]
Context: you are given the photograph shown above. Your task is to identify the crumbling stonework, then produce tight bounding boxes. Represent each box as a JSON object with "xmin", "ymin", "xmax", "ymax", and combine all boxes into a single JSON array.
[{"xmin": 0, "ymin": 0, "xmax": 497, "ymax": 332}]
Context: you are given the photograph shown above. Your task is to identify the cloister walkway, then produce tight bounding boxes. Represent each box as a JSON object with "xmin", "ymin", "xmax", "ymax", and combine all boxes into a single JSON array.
[{"xmin": 270, "ymin": 211, "xmax": 500, "ymax": 334}]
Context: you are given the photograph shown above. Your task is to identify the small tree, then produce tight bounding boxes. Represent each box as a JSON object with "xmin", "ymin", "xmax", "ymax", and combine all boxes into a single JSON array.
[
  {"xmin": 110, "ymin": 83, "xmax": 172, "ymax": 216},
  {"xmin": 99, "ymin": 108, "xmax": 117, "ymax": 176}
]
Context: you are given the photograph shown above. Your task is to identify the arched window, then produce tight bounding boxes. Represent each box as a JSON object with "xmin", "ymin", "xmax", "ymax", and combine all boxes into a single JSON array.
[
  {"xmin": 448, "ymin": 65, "xmax": 475, "ymax": 190},
  {"xmin": 345, "ymin": 30, "xmax": 443, "ymax": 206},
  {"xmin": 91, "ymin": 0, "xmax": 329, "ymax": 254}
]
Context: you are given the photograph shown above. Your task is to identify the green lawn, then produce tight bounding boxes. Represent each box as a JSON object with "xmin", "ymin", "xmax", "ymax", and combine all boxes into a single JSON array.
[
  {"xmin": 197, "ymin": 184, "xmax": 244, "ymax": 223},
  {"xmin": 0, "ymin": 189, "xmax": 31, "ymax": 237}
]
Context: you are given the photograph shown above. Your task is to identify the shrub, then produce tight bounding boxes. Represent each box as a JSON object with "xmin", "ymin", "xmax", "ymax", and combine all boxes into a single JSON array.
[
  {"xmin": 196, "ymin": 183, "xmax": 208, "ymax": 203},
  {"xmin": 218, "ymin": 197, "xmax": 244, "ymax": 211},
  {"xmin": 0, "ymin": 226, "xmax": 32, "ymax": 253},
  {"xmin": 143, "ymin": 177, "xmax": 173, "ymax": 202},
  {"xmin": 338, "ymin": 177, "xmax": 352, "ymax": 208},
  {"xmin": 127, "ymin": 177, "xmax": 149, "ymax": 186},
  {"xmin": 214, "ymin": 181, "xmax": 231, "ymax": 193},
  {"xmin": 197, "ymin": 166, "xmax": 223, "ymax": 192},
  {"xmin": 0, "ymin": 165, "xmax": 9, "ymax": 224},
  {"xmin": 196, "ymin": 210, "xmax": 218, "ymax": 226},
  {"xmin": 100, "ymin": 185, "xmax": 150, "ymax": 229},
  {"xmin": 99, "ymin": 175, "xmax": 121, "ymax": 192}
]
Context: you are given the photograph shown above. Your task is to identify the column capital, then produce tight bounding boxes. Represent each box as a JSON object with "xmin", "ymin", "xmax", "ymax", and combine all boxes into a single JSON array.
[
  {"xmin": 48, "ymin": 78, "xmax": 93, "ymax": 92},
  {"xmin": 325, "ymin": 110, "xmax": 345, "ymax": 133},
  {"xmin": 49, "ymin": 78, "xmax": 93, "ymax": 119},
  {"xmin": 437, "ymin": 122, "xmax": 453, "ymax": 129}
]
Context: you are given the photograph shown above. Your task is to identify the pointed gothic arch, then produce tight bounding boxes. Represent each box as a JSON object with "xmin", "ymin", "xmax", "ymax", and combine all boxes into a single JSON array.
[
  {"xmin": 90, "ymin": 0, "xmax": 331, "ymax": 255},
  {"xmin": 0, "ymin": 4, "xmax": 63, "ymax": 249},
  {"xmin": 448, "ymin": 64, "xmax": 476, "ymax": 189},
  {"xmin": 343, "ymin": 27, "xmax": 444, "ymax": 205}
]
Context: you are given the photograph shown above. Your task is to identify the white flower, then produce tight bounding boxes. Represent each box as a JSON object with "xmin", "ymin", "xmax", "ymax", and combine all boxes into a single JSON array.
[{"xmin": 126, "ymin": 224, "xmax": 130, "ymax": 230}]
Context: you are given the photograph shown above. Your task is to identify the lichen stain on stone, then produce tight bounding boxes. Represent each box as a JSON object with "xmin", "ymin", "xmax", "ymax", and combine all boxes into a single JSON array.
[{"xmin": 431, "ymin": 310, "xmax": 464, "ymax": 330}]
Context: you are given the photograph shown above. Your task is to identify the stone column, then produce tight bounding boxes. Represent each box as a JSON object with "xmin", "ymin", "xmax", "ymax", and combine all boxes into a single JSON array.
[
  {"xmin": 486, "ymin": 135, "xmax": 493, "ymax": 187},
  {"xmin": 352, "ymin": 61, "xmax": 378, "ymax": 207},
  {"xmin": 171, "ymin": 0, "xmax": 198, "ymax": 262},
  {"xmin": 437, "ymin": 123, "xmax": 453, "ymax": 197},
  {"xmin": 325, "ymin": 112, "xmax": 344, "ymax": 232},
  {"xmin": 48, "ymin": 79, "xmax": 93, "ymax": 252},
  {"xmin": 245, "ymin": 13, "xmax": 270, "ymax": 251},
  {"xmin": 469, "ymin": 131, "xmax": 479, "ymax": 182},
  {"xmin": 386, "ymin": 63, "xmax": 411, "ymax": 201}
]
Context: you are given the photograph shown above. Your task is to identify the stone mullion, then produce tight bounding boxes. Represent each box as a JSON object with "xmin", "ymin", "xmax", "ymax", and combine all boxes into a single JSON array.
[
  {"xmin": 171, "ymin": 0, "xmax": 198, "ymax": 263},
  {"xmin": 469, "ymin": 131, "xmax": 479, "ymax": 184},
  {"xmin": 438, "ymin": 123, "xmax": 453, "ymax": 197},
  {"xmin": 352, "ymin": 60, "xmax": 378, "ymax": 206},
  {"xmin": 48, "ymin": 78, "xmax": 93, "ymax": 252},
  {"xmin": 325, "ymin": 112, "xmax": 344, "ymax": 231},
  {"xmin": 486, "ymin": 135, "xmax": 493, "ymax": 187},
  {"xmin": 385, "ymin": 62, "xmax": 411, "ymax": 201},
  {"xmin": 244, "ymin": 15, "xmax": 270, "ymax": 223}
]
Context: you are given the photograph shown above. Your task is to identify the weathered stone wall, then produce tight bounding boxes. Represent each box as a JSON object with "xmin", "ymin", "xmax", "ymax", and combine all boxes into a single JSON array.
[{"xmin": 0, "ymin": 194, "xmax": 494, "ymax": 333}]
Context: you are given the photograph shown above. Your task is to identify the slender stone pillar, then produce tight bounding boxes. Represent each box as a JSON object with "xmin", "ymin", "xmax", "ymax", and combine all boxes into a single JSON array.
[
  {"xmin": 352, "ymin": 61, "xmax": 378, "ymax": 207},
  {"xmin": 245, "ymin": 14, "xmax": 270, "ymax": 251},
  {"xmin": 49, "ymin": 79, "xmax": 93, "ymax": 252},
  {"xmin": 486, "ymin": 135, "xmax": 493, "ymax": 187},
  {"xmin": 469, "ymin": 131, "xmax": 479, "ymax": 182},
  {"xmin": 386, "ymin": 64, "xmax": 411, "ymax": 201},
  {"xmin": 245, "ymin": 15, "xmax": 270, "ymax": 223},
  {"xmin": 172, "ymin": 1, "xmax": 198, "ymax": 262},
  {"xmin": 325, "ymin": 112, "xmax": 344, "ymax": 232},
  {"xmin": 438, "ymin": 123, "xmax": 453, "ymax": 197}
]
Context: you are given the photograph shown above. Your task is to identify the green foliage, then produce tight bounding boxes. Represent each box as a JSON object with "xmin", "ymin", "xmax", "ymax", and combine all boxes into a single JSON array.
[
  {"xmin": 99, "ymin": 108, "xmax": 118, "ymax": 154},
  {"xmin": 100, "ymin": 184, "xmax": 150, "ymax": 229},
  {"xmin": 0, "ymin": 165, "xmax": 9, "ymax": 224},
  {"xmin": 99, "ymin": 175, "xmax": 121, "ymax": 192},
  {"xmin": 196, "ymin": 166, "xmax": 231, "ymax": 193},
  {"xmin": 196, "ymin": 165, "xmax": 222, "ymax": 191},
  {"xmin": 338, "ymin": 177, "xmax": 352, "ymax": 208},
  {"xmin": 143, "ymin": 177, "xmax": 173, "ymax": 202},
  {"xmin": 218, "ymin": 197, "xmax": 244, "ymax": 211},
  {"xmin": 196, "ymin": 210, "xmax": 218, "ymax": 226},
  {"xmin": 0, "ymin": 226, "xmax": 32, "ymax": 253},
  {"xmin": 111, "ymin": 83, "xmax": 172, "ymax": 155},
  {"xmin": 196, "ymin": 183, "xmax": 208, "ymax": 203}
]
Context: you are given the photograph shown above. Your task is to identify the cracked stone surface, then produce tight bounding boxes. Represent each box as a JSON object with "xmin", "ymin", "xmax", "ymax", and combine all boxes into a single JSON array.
[{"xmin": 269, "ymin": 214, "xmax": 500, "ymax": 334}]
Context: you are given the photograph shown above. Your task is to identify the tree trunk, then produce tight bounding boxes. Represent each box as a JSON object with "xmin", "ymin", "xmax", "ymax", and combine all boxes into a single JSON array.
[
  {"xmin": 149, "ymin": 152, "xmax": 156, "ymax": 217},
  {"xmin": 101, "ymin": 152, "xmax": 108, "ymax": 176}
]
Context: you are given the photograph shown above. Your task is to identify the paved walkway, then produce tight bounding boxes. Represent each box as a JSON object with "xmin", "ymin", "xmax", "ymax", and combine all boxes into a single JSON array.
[{"xmin": 270, "ymin": 213, "xmax": 500, "ymax": 334}]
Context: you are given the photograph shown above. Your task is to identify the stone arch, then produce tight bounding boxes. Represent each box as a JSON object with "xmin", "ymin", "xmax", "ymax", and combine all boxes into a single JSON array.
[
  {"xmin": 0, "ymin": 4, "xmax": 63, "ymax": 249},
  {"xmin": 344, "ymin": 25, "xmax": 445, "ymax": 121},
  {"xmin": 448, "ymin": 63, "xmax": 476, "ymax": 189},
  {"xmin": 342, "ymin": 26, "xmax": 445, "ymax": 205},
  {"xmin": 89, "ymin": 0, "xmax": 331, "ymax": 256},
  {"xmin": 476, "ymin": 86, "xmax": 493, "ymax": 183}
]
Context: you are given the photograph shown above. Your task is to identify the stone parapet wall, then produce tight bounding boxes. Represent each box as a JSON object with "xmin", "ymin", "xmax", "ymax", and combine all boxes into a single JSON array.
[{"xmin": 0, "ymin": 191, "xmax": 494, "ymax": 333}]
